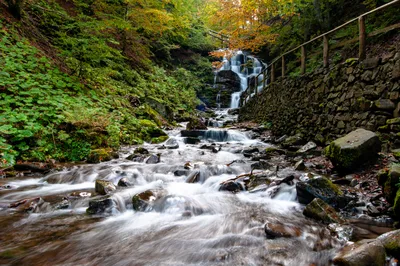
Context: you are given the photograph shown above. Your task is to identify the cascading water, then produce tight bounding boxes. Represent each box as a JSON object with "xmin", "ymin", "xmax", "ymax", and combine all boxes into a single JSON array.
[
  {"xmin": 0, "ymin": 114, "xmax": 348, "ymax": 265},
  {"xmin": 216, "ymin": 51, "xmax": 265, "ymax": 109}
]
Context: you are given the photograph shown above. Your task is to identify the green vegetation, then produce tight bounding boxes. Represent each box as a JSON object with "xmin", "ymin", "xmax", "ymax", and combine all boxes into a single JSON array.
[{"xmin": 0, "ymin": 0, "xmax": 215, "ymax": 167}]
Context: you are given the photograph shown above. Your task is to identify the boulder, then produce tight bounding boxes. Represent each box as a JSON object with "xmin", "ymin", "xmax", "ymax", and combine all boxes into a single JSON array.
[
  {"xmin": 383, "ymin": 164, "xmax": 400, "ymax": 205},
  {"xmin": 146, "ymin": 154, "xmax": 160, "ymax": 164},
  {"xmin": 219, "ymin": 181, "xmax": 244, "ymax": 193},
  {"xmin": 296, "ymin": 176, "xmax": 351, "ymax": 208},
  {"xmin": 86, "ymin": 196, "xmax": 115, "ymax": 215},
  {"xmin": 95, "ymin": 180, "xmax": 116, "ymax": 195},
  {"xmin": 126, "ymin": 154, "xmax": 146, "ymax": 162},
  {"xmin": 186, "ymin": 117, "xmax": 207, "ymax": 130},
  {"xmin": 134, "ymin": 147, "xmax": 149, "ymax": 154},
  {"xmin": 303, "ymin": 198, "xmax": 346, "ymax": 224},
  {"xmin": 377, "ymin": 229, "xmax": 400, "ymax": 259},
  {"xmin": 332, "ymin": 240, "xmax": 386, "ymax": 266},
  {"xmin": 117, "ymin": 177, "xmax": 132, "ymax": 187},
  {"xmin": 132, "ymin": 189, "xmax": 165, "ymax": 211},
  {"xmin": 281, "ymin": 133, "xmax": 306, "ymax": 148},
  {"xmin": 174, "ymin": 169, "xmax": 190, "ymax": 177},
  {"xmin": 228, "ymin": 108, "xmax": 240, "ymax": 115},
  {"xmin": 87, "ymin": 148, "xmax": 119, "ymax": 163},
  {"xmin": 251, "ymin": 160, "xmax": 272, "ymax": 170},
  {"xmin": 264, "ymin": 222, "xmax": 301, "ymax": 239},
  {"xmin": 324, "ymin": 128, "xmax": 381, "ymax": 172},
  {"xmin": 165, "ymin": 138, "xmax": 179, "ymax": 149}
]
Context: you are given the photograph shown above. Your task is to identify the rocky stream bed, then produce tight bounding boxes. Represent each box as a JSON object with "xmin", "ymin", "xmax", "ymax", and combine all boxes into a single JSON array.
[{"xmin": 1, "ymin": 110, "xmax": 400, "ymax": 266}]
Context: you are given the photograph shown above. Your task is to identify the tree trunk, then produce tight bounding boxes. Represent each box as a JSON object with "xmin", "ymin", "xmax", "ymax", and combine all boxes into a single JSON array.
[{"xmin": 6, "ymin": 0, "xmax": 24, "ymax": 19}]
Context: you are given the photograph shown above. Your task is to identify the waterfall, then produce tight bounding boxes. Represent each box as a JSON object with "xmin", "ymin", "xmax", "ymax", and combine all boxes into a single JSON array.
[{"xmin": 216, "ymin": 51, "xmax": 266, "ymax": 109}]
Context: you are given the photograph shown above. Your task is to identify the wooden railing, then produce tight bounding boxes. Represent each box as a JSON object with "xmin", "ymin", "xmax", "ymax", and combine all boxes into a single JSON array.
[{"xmin": 240, "ymin": 0, "xmax": 400, "ymax": 107}]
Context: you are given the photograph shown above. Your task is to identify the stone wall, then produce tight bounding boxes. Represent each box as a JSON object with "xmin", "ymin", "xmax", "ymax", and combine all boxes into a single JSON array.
[{"xmin": 239, "ymin": 51, "xmax": 400, "ymax": 146}]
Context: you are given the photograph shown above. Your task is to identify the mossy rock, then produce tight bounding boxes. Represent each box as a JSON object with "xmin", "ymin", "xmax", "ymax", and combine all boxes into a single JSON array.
[
  {"xmin": 296, "ymin": 176, "xmax": 351, "ymax": 208},
  {"xmin": 392, "ymin": 149, "xmax": 400, "ymax": 160},
  {"xmin": 324, "ymin": 128, "xmax": 381, "ymax": 172},
  {"xmin": 87, "ymin": 148, "xmax": 119, "ymax": 163},
  {"xmin": 95, "ymin": 179, "xmax": 116, "ymax": 195},
  {"xmin": 151, "ymin": 135, "xmax": 169, "ymax": 143},
  {"xmin": 394, "ymin": 188, "xmax": 400, "ymax": 219},
  {"xmin": 377, "ymin": 229, "xmax": 400, "ymax": 259},
  {"xmin": 384, "ymin": 164, "xmax": 400, "ymax": 204},
  {"xmin": 303, "ymin": 198, "xmax": 346, "ymax": 224},
  {"xmin": 377, "ymin": 168, "xmax": 389, "ymax": 186},
  {"xmin": 186, "ymin": 117, "xmax": 207, "ymax": 130}
]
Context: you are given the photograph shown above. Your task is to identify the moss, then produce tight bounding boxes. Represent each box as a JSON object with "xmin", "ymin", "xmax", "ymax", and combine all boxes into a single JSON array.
[
  {"xmin": 87, "ymin": 148, "xmax": 118, "ymax": 163},
  {"xmin": 265, "ymin": 147, "xmax": 278, "ymax": 153},
  {"xmin": 387, "ymin": 118, "xmax": 400, "ymax": 125},
  {"xmin": 324, "ymin": 142, "xmax": 361, "ymax": 171},
  {"xmin": 151, "ymin": 136, "xmax": 169, "ymax": 143},
  {"xmin": 394, "ymin": 188, "xmax": 400, "ymax": 219}
]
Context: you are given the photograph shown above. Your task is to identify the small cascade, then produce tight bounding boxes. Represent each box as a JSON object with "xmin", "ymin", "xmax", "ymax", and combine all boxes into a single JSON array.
[
  {"xmin": 216, "ymin": 91, "xmax": 221, "ymax": 110},
  {"xmin": 215, "ymin": 51, "xmax": 266, "ymax": 109}
]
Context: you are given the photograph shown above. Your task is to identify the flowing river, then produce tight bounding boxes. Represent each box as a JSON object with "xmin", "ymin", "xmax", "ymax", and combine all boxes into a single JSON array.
[{"xmin": 0, "ymin": 111, "xmax": 345, "ymax": 266}]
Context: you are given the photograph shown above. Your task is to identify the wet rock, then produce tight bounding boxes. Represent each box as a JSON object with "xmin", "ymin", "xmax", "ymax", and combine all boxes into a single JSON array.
[
  {"xmin": 219, "ymin": 180, "xmax": 244, "ymax": 193},
  {"xmin": 174, "ymin": 169, "xmax": 190, "ymax": 176},
  {"xmin": 324, "ymin": 128, "xmax": 381, "ymax": 172},
  {"xmin": 332, "ymin": 240, "xmax": 386, "ymax": 266},
  {"xmin": 264, "ymin": 222, "xmax": 301, "ymax": 239},
  {"xmin": 243, "ymin": 147, "xmax": 259, "ymax": 157},
  {"xmin": 132, "ymin": 190, "xmax": 164, "ymax": 211},
  {"xmin": 303, "ymin": 198, "xmax": 346, "ymax": 224},
  {"xmin": 366, "ymin": 203, "xmax": 381, "ymax": 217},
  {"xmin": 126, "ymin": 154, "xmax": 146, "ymax": 162},
  {"xmin": 118, "ymin": 177, "xmax": 132, "ymax": 187},
  {"xmin": 294, "ymin": 160, "xmax": 306, "ymax": 171},
  {"xmin": 69, "ymin": 191, "xmax": 91, "ymax": 198},
  {"xmin": 297, "ymin": 141, "xmax": 317, "ymax": 153},
  {"xmin": 134, "ymin": 147, "xmax": 149, "ymax": 154},
  {"xmin": 95, "ymin": 179, "xmax": 116, "ymax": 195},
  {"xmin": 86, "ymin": 196, "xmax": 115, "ymax": 214},
  {"xmin": 9, "ymin": 197, "xmax": 43, "ymax": 212},
  {"xmin": 55, "ymin": 199, "xmax": 70, "ymax": 210},
  {"xmin": 183, "ymin": 137, "xmax": 200, "ymax": 145},
  {"xmin": 377, "ymin": 229, "xmax": 400, "ymax": 259},
  {"xmin": 146, "ymin": 154, "xmax": 160, "ymax": 164},
  {"xmin": 186, "ymin": 170, "xmax": 200, "ymax": 183},
  {"xmin": 87, "ymin": 148, "xmax": 119, "ymax": 163},
  {"xmin": 277, "ymin": 175, "xmax": 295, "ymax": 186},
  {"xmin": 165, "ymin": 138, "xmax": 179, "ymax": 149},
  {"xmin": 251, "ymin": 160, "xmax": 272, "ymax": 170},
  {"xmin": 186, "ymin": 117, "xmax": 207, "ymax": 130},
  {"xmin": 281, "ymin": 133, "xmax": 305, "ymax": 149},
  {"xmin": 296, "ymin": 176, "xmax": 351, "ymax": 208},
  {"xmin": 180, "ymin": 130, "xmax": 206, "ymax": 138}
]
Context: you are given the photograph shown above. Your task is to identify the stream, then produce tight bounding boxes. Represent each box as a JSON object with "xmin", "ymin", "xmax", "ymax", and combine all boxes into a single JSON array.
[{"xmin": 0, "ymin": 110, "xmax": 346, "ymax": 266}]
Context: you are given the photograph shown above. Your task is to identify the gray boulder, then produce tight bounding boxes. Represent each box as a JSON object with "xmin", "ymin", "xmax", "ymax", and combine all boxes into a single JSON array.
[
  {"xmin": 86, "ymin": 196, "xmax": 115, "ymax": 214},
  {"xmin": 146, "ymin": 154, "xmax": 160, "ymax": 164},
  {"xmin": 324, "ymin": 128, "xmax": 381, "ymax": 172}
]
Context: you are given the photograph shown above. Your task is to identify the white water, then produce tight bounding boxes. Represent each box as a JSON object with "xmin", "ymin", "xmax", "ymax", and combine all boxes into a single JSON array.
[{"xmin": 0, "ymin": 115, "xmax": 342, "ymax": 265}]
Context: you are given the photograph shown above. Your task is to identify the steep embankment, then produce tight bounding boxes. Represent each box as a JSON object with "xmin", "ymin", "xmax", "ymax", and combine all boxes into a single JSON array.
[{"xmin": 0, "ymin": 0, "xmax": 214, "ymax": 167}]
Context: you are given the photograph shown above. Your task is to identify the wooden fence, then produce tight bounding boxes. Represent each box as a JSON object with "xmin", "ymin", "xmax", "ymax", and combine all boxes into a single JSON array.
[{"xmin": 240, "ymin": 0, "xmax": 400, "ymax": 107}]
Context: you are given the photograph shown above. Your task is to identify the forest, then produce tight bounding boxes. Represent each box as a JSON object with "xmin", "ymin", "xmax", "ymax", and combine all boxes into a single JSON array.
[{"xmin": 1, "ymin": 0, "xmax": 400, "ymax": 265}]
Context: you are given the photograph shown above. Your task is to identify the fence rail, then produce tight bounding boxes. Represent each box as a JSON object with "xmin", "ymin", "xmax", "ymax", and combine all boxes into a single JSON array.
[{"xmin": 240, "ymin": 0, "xmax": 400, "ymax": 107}]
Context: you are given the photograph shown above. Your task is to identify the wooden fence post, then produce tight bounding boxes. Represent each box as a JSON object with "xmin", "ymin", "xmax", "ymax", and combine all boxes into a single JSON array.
[
  {"xmin": 263, "ymin": 69, "xmax": 266, "ymax": 89},
  {"xmin": 359, "ymin": 16, "xmax": 366, "ymax": 60},
  {"xmin": 323, "ymin": 35, "xmax": 329, "ymax": 68},
  {"xmin": 301, "ymin": 45, "xmax": 306, "ymax": 74},
  {"xmin": 271, "ymin": 64, "xmax": 275, "ymax": 83},
  {"xmin": 281, "ymin": 56, "xmax": 285, "ymax": 77}
]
